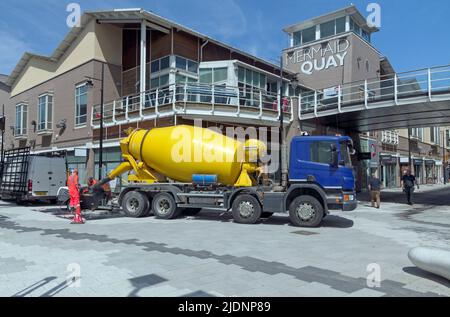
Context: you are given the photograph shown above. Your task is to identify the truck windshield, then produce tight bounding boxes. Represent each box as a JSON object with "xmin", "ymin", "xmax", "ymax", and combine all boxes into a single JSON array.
[{"xmin": 339, "ymin": 141, "xmax": 353, "ymax": 167}]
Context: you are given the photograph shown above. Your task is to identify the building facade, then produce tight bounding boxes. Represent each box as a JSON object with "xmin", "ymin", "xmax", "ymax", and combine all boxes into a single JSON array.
[
  {"xmin": 4, "ymin": 6, "xmax": 448, "ymax": 191},
  {"xmin": 4, "ymin": 9, "xmax": 306, "ymax": 188},
  {"xmin": 282, "ymin": 6, "xmax": 450, "ymax": 190}
]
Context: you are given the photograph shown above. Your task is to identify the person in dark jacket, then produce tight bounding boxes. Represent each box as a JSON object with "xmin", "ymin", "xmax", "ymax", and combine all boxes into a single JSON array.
[
  {"xmin": 402, "ymin": 169, "xmax": 419, "ymax": 205},
  {"xmin": 368, "ymin": 173, "xmax": 382, "ymax": 209}
]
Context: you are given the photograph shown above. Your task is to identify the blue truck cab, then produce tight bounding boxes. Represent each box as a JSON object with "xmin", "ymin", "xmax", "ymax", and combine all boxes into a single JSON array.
[{"xmin": 277, "ymin": 135, "xmax": 357, "ymax": 227}]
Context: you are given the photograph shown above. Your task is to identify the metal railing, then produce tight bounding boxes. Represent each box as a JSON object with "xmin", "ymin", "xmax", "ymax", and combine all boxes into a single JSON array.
[
  {"xmin": 299, "ymin": 64, "xmax": 450, "ymax": 119},
  {"xmin": 91, "ymin": 83, "xmax": 294, "ymax": 128}
]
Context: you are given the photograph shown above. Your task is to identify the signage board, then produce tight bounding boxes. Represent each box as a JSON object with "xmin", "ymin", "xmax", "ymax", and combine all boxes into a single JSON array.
[
  {"xmin": 285, "ymin": 37, "xmax": 350, "ymax": 75},
  {"xmin": 74, "ymin": 148, "xmax": 87, "ymax": 157}
]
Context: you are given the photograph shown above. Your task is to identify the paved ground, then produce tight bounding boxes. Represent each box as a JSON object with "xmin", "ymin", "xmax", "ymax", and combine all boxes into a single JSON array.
[{"xmin": 0, "ymin": 185, "xmax": 449, "ymax": 297}]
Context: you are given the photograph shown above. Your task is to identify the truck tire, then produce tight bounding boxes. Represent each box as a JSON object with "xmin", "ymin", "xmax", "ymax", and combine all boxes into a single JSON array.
[
  {"xmin": 232, "ymin": 194, "xmax": 262, "ymax": 224},
  {"xmin": 183, "ymin": 208, "xmax": 202, "ymax": 216},
  {"xmin": 122, "ymin": 191, "xmax": 150, "ymax": 218},
  {"xmin": 289, "ymin": 195, "xmax": 324, "ymax": 227},
  {"xmin": 152, "ymin": 192, "xmax": 181, "ymax": 219}
]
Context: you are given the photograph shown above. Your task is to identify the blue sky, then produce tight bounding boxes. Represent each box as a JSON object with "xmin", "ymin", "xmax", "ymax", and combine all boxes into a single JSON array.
[{"xmin": 0, "ymin": 0, "xmax": 449, "ymax": 75}]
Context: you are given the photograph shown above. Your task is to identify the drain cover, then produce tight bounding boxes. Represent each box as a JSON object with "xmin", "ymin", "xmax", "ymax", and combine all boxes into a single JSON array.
[{"xmin": 291, "ymin": 230, "xmax": 319, "ymax": 235}]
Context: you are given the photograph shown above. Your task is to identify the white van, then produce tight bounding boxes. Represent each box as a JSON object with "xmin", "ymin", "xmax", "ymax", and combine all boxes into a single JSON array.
[{"xmin": 0, "ymin": 148, "xmax": 67, "ymax": 203}]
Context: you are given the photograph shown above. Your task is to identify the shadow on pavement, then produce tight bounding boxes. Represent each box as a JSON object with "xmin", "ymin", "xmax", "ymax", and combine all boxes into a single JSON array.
[
  {"xmin": 12, "ymin": 276, "xmax": 58, "ymax": 297},
  {"xmin": 358, "ymin": 186, "xmax": 450, "ymax": 206},
  {"xmin": 403, "ymin": 266, "xmax": 450, "ymax": 288},
  {"xmin": 186, "ymin": 210, "xmax": 353, "ymax": 228}
]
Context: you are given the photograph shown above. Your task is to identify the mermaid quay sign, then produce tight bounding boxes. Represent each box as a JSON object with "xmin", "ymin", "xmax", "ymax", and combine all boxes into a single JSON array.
[{"xmin": 286, "ymin": 38, "xmax": 350, "ymax": 75}]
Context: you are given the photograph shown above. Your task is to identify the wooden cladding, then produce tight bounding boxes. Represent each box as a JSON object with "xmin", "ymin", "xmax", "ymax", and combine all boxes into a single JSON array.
[{"xmin": 173, "ymin": 30, "xmax": 199, "ymax": 61}]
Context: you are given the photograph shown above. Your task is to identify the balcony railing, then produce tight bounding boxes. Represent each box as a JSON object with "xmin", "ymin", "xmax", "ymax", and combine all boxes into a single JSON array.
[
  {"xmin": 91, "ymin": 83, "xmax": 294, "ymax": 128},
  {"xmin": 299, "ymin": 64, "xmax": 450, "ymax": 119}
]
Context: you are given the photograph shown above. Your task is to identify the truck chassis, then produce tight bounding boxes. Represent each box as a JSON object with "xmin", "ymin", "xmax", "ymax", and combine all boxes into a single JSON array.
[{"xmin": 117, "ymin": 182, "xmax": 356, "ymax": 227}]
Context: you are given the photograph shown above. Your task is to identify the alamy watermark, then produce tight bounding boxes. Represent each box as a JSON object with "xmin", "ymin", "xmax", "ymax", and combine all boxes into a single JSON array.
[
  {"xmin": 367, "ymin": 3, "xmax": 382, "ymax": 28},
  {"xmin": 66, "ymin": 3, "xmax": 81, "ymax": 28},
  {"xmin": 366, "ymin": 263, "xmax": 381, "ymax": 288},
  {"xmin": 66, "ymin": 263, "xmax": 81, "ymax": 288}
]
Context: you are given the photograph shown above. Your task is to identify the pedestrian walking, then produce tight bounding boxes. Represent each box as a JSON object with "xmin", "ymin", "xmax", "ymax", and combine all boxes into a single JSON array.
[
  {"xmin": 368, "ymin": 173, "xmax": 382, "ymax": 209},
  {"xmin": 402, "ymin": 169, "xmax": 418, "ymax": 205}
]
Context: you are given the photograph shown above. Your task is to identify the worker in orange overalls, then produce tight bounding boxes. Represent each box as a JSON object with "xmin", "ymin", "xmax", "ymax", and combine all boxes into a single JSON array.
[{"xmin": 68, "ymin": 169, "xmax": 84, "ymax": 224}]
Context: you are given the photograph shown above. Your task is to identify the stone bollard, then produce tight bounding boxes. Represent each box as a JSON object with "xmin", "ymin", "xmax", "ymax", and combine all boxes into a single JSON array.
[{"xmin": 408, "ymin": 247, "xmax": 450, "ymax": 281}]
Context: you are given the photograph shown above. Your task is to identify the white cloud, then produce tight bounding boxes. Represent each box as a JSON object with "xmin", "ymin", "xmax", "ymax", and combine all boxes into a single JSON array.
[{"xmin": 0, "ymin": 31, "xmax": 31, "ymax": 75}]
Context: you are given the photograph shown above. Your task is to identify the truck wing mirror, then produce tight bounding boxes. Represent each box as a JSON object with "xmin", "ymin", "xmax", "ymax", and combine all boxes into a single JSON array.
[{"xmin": 330, "ymin": 144, "xmax": 339, "ymax": 168}]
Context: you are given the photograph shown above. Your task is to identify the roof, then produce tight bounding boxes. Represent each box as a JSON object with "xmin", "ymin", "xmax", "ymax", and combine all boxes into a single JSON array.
[
  {"xmin": 283, "ymin": 5, "xmax": 379, "ymax": 34},
  {"xmin": 380, "ymin": 57, "xmax": 396, "ymax": 76},
  {"xmin": 7, "ymin": 8, "xmax": 292, "ymax": 87},
  {"xmin": 0, "ymin": 74, "xmax": 9, "ymax": 84}
]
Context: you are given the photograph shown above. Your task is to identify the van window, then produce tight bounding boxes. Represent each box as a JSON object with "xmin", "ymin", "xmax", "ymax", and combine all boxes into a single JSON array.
[{"xmin": 310, "ymin": 141, "xmax": 334, "ymax": 164}]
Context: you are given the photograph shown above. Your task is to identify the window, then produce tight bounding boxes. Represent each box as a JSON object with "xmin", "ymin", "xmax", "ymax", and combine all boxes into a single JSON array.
[
  {"xmin": 38, "ymin": 94, "xmax": 53, "ymax": 131},
  {"xmin": 446, "ymin": 130, "xmax": 450, "ymax": 147},
  {"xmin": 302, "ymin": 26, "xmax": 316, "ymax": 44},
  {"xmin": 339, "ymin": 141, "xmax": 352, "ymax": 167},
  {"xmin": 75, "ymin": 85, "xmax": 87, "ymax": 126},
  {"xmin": 293, "ymin": 31, "xmax": 302, "ymax": 46},
  {"xmin": 320, "ymin": 20, "xmax": 336, "ymax": 39},
  {"xmin": 237, "ymin": 67, "xmax": 266, "ymax": 90},
  {"xmin": 199, "ymin": 67, "xmax": 227, "ymax": 84},
  {"xmin": 410, "ymin": 128, "xmax": 423, "ymax": 141},
  {"xmin": 150, "ymin": 56, "xmax": 170, "ymax": 73},
  {"xmin": 150, "ymin": 74, "xmax": 170, "ymax": 89},
  {"xmin": 310, "ymin": 141, "xmax": 334, "ymax": 164},
  {"xmin": 160, "ymin": 56, "xmax": 170, "ymax": 70},
  {"xmin": 15, "ymin": 103, "xmax": 28, "ymax": 136},
  {"xmin": 175, "ymin": 56, "xmax": 199, "ymax": 73},
  {"xmin": 350, "ymin": 18, "xmax": 361, "ymax": 35},
  {"xmin": 336, "ymin": 17, "xmax": 346, "ymax": 33},
  {"xmin": 362, "ymin": 30, "xmax": 370, "ymax": 42},
  {"xmin": 430, "ymin": 127, "xmax": 440, "ymax": 144}
]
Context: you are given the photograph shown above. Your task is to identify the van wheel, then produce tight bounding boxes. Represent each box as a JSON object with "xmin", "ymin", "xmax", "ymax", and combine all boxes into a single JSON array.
[
  {"xmin": 289, "ymin": 195, "xmax": 324, "ymax": 227},
  {"xmin": 232, "ymin": 194, "xmax": 262, "ymax": 224},
  {"xmin": 122, "ymin": 191, "xmax": 150, "ymax": 218},
  {"xmin": 152, "ymin": 193, "xmax": 180, "ymax": 219},
  {"xmin": 183, "ymin": 208, "xmax": 202, "ymax": 216}
]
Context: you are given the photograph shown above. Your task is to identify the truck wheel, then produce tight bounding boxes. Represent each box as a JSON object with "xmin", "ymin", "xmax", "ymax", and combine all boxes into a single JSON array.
[
  {"xmin": 183, "ymin": 208, "xmax": 202, "ymax": 216},
  {"xmin": 289, "ymin": 195, "xmax": 324, "ymax": 227},
  {"xmin": 152, "ymin": 193, "xmax": 180, "ymax": 219},
  {"xmin": 232, "ymin": 194, "xmax": 262, "ymax": 224},
  {"xmin": 122, "ymin": 191, "xmax": 150, "ymax": 218}
]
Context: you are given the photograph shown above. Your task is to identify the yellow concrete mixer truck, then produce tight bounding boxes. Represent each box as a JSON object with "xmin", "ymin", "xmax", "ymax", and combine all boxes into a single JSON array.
[{"xmin": 93, "ymin": 125, "xmax": 357, "ymax": 227}]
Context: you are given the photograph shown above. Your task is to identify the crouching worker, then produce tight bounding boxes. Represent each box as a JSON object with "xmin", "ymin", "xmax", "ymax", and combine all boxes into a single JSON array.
[{"xmin": 68, "ymin": 169, "xmax": 85, "ymax": 224}]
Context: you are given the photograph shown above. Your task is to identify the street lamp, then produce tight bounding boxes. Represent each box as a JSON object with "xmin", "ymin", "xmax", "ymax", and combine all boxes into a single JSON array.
[{"xmin": 86, "ymin": 62, "xmax": 105, "ymax": 180}]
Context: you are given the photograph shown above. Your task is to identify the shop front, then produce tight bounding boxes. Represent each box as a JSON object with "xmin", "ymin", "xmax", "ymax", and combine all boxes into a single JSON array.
[
  {"xmin": 413, "ymin": 158, "xmax": 424, "ymax": 184},
  {"xmin": 380, "ymin": 154, "xmax": 398, "ymax": 188},
  {"xmin": 425, "ymin": 160, "xmax": 437, "ymax": 184}
]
